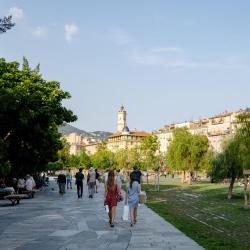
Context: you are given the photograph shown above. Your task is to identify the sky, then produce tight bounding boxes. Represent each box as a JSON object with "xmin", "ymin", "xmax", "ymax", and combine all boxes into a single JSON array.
[{"xmin": 1, "ymin": 0, "xmax": 250, "ymax": 132}]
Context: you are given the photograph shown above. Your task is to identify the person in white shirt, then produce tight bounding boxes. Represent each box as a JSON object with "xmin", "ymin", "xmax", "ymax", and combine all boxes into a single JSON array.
[
  {"xmin": 17, "ymin": 177, "xmax": 26, "ymax": 192},
  {"xmin": 25, "ymin": 175, "xmax": 33, "ymax": 191}
]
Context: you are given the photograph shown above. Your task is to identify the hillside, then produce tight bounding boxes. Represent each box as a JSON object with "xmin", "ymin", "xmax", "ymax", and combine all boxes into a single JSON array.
[{"xmin": 58, "ymin": 123, "xmax": 112, "ymax": 140}]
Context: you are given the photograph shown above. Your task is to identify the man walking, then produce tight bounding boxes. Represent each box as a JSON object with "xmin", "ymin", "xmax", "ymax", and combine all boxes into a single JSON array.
[
  {"xmin": 87, "ymin": 167, "xmax": 96, "ymax": 198},
  {"xmin": 66, "ymin": 168, "xmax": 72, "ymax": 189},
  {"xmin": 57, "ymin": 170, "xmax": 66, "ymax": 194},
  {"xmin": 95, "ymin": 169, "xmax": 100, "ymax": 193},
  {"xmin": 75, "ymin": 168, "xmax": 84, "ymax": 198}
]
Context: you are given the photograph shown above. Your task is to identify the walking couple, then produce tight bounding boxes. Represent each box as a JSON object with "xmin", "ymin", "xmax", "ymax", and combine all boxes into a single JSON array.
[
  {"xmin": 104, "ymin": 169, "xmax": 141, "ymax": 228},
  {"xmin": 75, "ymin": 167, "xmax": 97, "ymax": 199}
]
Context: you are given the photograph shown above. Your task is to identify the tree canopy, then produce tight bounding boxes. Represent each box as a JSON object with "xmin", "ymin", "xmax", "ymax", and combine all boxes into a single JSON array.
[
  {"xmin": 166, "ymin": 128, "xmax": 210, "ymax": 183},
  {"xmin": 0, "ymin": 16, "xmax": 15, "ymax": 34},
  {"xmin": 0, "ymin": 58, "xmax": 77, "ymax": 176}
]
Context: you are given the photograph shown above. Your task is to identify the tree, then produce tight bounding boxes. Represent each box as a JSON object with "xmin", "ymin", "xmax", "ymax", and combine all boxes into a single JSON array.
[
  {"xmin": 0, "ymin": 16, "xmax": 15, "ymax": 34},
  {"xmin": 211, "ymin": 112, "xmax": 250, "ymax": 200},
  {"xmin": 0, "ymin": 58, "xmax": 77, "ymax": 176},
  {"xmin": 212, "ymin": 137, "xmax": 243, "ymax": 199},
  {"xmin": 140, "ymin": 135, "xmax": 160, "ymax": 171},
  {"xmin": 78, "ymin": 150, "xmax": 92, "ymax": 169},
  {"xmin": 114, "ymin": 149, "xmax": 129, "ymax": 170},
  {"xmin": 140, "ymin": 135, "xmax": 161, "ymax": 190},
  {"xmin": 166, "ymin": 128, "xmax": 209, "ymax": 184},
  {"xmin": 91, "ymin": 149, "xmax": 114, "ymax": 170}
]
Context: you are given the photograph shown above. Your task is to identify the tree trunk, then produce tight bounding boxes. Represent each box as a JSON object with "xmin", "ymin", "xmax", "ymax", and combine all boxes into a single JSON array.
[
  {"xmin": 146, "ymin": 172, "xmax": 149, "ymax": 184},
  {"xmin": 244, "ymin": 176, "xmax": 248, "ymax": 206},
  {"xmin": 157, "ymin": 170, "xmax": 160, "ymax": 192},
  {"xmin": 181, "ymin": 171, "xmax": 185, "ymax": 183},
  {"xmin": 188, "ymin": 171, "xmax": 192, "ymax": 185},
  {"xmin": 154, "ymin": 172, "xmax": 157, "ymax": 190},
  {"xmin": 227, "ymin": 176, "xmax": 236, "ymax": 200}
]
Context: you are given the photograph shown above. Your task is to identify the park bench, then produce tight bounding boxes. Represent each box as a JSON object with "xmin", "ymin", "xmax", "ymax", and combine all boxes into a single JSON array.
[
  {"xmin": 4, "ymin": 194, "xmax": 28, "ymax": 206},
  {"xmin": 18, "ymin": 190, "xmax": 35, "ymax": 198}
]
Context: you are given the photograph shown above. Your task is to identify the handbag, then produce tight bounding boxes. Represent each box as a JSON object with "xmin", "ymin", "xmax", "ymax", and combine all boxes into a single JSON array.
[
  {"xmin": 139, "ymin": 191, "xmax": 147, "ymax": 204},
  {"xmin": 116, "ymin": 185, "xmax": 124, "ymax": 202},
  {"xmin": 116, "ymin": 191, "xmax": 124, "ymax": 202},
  {"xmin": 122, "ymin": 205, "xmax": 129, "ymax": 221}
]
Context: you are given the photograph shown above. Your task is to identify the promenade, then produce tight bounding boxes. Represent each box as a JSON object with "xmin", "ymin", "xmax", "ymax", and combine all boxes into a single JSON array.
[{"xmin": 0, "ymin": 181, "xmax": 203, "ymax": 250}]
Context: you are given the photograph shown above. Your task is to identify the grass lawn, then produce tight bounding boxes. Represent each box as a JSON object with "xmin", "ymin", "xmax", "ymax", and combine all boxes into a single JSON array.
[{"xmin": 143, "ymin": 181, "xmax": 250, "ymax": 250}]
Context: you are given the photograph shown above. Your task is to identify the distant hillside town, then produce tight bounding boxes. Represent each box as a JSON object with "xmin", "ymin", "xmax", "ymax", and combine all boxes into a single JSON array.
[
  {"xmin": 60, "ymin": 106, "xmax": 249, "ymax": 156},
  {"xmin": 155, "ymin": 108, "xmax": 250, "ymax": 153},
  {"xmin": 58, "ymin": 123, "xmax": 112, "ymax": 155}
]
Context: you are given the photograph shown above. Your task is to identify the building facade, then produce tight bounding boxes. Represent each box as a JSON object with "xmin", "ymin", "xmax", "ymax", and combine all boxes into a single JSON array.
[
  {"xmin": 64, "ymin": 133, "xmax": 85, "ymax": 155},
  {"xmin": 156, "ymin": 109, "xmax": 246, "ymax": 153},
  {"xmin": 107, "ymin": 106, "xmax": 150, "ymax": 152}
]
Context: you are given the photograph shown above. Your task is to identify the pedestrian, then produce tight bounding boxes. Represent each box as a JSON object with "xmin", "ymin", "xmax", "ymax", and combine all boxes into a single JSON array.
[
  {"xmin": 87, "ymin": 167, "xmax": 96, "ymax": 198},
  {"xmin": 116, "ymin": 169, "xmax": 123, "ymax": 189},
  {"xmin": 57, "ymin": 170, "xmax": 66, "ymax": 194},
  {"xmin": 66, "ymin": 168, "xmax": 73, "ymax": 189},
  {"xmin": 75, "ymin": 168, "xmax": 84, "ymax": 198},
  {"xmin": 131, "ymin": 165, "xmax": 143, "ymax": 185},
  {"xmin": 104, "ymin": 170, "xmax": 119, "ymax": 227},
  {"xmin": 125, "ymin": 172, "xmax": 141, "ymax": 227},
  {"xmin": 95, "ymin": 169, "xmax": 100, "ymax": 193}
]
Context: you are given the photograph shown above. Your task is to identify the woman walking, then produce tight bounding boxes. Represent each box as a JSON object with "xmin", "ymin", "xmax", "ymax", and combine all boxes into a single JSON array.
[
  {"xmin": 125, "ymin": 173, "xmax": 140, "ymax": 227},
  {"xmin": 104, "ymin": 170, "xmax": 119, "ymax": 227}
]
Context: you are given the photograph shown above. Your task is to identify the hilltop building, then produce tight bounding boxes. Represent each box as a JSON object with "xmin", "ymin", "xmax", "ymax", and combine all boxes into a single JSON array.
[
  {"xmin": 64, "ymin": 133, "xmax": 98, "ymax": 155},
  {"xmin": 107, "ymin": 106, "xmax": 150, "ymax": 152},
  {"xmin": 155, "ymin": 109, "xmax": 247, "ymax": 153}
]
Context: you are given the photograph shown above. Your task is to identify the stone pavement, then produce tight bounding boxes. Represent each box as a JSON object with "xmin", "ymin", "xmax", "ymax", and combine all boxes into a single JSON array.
[{"xmin": 0, "ymin": 181, "xmax": 203, "ymax": 250}]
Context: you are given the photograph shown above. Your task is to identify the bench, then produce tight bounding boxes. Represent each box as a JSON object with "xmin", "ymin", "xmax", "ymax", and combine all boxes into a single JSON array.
[
  {"xmin": 19, "ymin": 190, "xmax": 35, "ymax": 198},
  {"xmin": 4, "ymin": 194, "xmax": 28, "ymax": 206}
]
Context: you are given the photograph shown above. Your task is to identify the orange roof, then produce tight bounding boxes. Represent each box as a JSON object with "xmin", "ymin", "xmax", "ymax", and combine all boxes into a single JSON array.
[
  {"xmin": 130, "ymin": 131, "xmax": 150, "ymax": 136},
  {"xmin": 108, "ymin": 131, "xmax": 150, "ymax": 138}
]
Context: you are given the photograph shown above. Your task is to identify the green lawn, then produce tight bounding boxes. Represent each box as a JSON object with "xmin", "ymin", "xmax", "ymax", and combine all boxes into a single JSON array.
[{"xmin": 143, "ymin": 182, "xmax": 250, "ymax": 250}]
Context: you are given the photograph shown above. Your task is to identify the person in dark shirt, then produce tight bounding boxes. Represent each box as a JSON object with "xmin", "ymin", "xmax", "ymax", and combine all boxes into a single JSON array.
[
  {"xmin": 95, "ymin": 169, "xmax": 100, "ymax": 193},
  {"xmin": 131, "ymin": 166, "xmax": 143, "ymax": 185},
  {"xmin": 57, "ymin": 170, "xmax": 66, "ymax": 194},
  {"xmin": 75, "ymin": 168, "xmax": 84, "ymax": 198}
]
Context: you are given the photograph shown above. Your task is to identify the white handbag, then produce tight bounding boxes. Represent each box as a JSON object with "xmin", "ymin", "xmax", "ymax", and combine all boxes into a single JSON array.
[
  {"xmin": 122, "ymin": 205, "xmax": 129, "ymax": 221},
  {"xmin": 105, "ymin": 205, "xmax": 109, "ymax": 213}
]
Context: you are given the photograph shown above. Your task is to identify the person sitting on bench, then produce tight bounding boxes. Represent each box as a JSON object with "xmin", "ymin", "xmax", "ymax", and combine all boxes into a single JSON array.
[
  {"xmin": 17, "ymin": 177, "xmax": 26, "ymax": 193},
  {"xmin": 25, "ymin": 175, "xmax": 34, "ymax": 191}
]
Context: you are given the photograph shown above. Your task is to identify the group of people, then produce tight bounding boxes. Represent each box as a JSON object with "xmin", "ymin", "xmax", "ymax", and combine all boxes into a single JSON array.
[
  {"xmin": 57, "ymin": 166, "xmax": 142, "ymax": 228},
  {"xmin": 0, "ymin": 174, "xmax": 36, "ymax": 196},
  {"xmin": 57, "ymin": 167, "xmax": 101, "ymax": 198}
]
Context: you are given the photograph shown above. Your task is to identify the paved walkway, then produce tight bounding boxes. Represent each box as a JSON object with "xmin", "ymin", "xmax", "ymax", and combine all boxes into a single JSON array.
[{"xmin": 0, "ymin": 181, "xmax": 203, "ymax": 250}]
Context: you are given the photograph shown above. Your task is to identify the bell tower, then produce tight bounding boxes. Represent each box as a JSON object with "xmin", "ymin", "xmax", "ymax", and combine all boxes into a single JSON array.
[{"xmin": 117, "ymin": 106, "xmax": 127, "ymax": 132}]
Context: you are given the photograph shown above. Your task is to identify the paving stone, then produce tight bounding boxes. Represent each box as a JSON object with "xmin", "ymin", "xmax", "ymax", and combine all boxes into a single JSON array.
[{"xmin": 0, "ymin": 180, "xmax": 203, "ymax": 250}]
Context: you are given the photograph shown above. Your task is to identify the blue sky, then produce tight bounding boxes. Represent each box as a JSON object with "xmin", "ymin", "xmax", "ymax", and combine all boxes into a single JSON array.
[{"xmin": 1, "ymin": 1, "xmax": 250, "ymax": 132}]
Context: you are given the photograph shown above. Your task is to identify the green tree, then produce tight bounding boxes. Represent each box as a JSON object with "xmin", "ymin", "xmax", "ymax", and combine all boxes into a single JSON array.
[
  {"xmin": 0, "ymin": 16, "xmax": 15, "ymax": 34},
  {"xmin": 114, "ymin": 149, "xmax": 129, "ymax": 170},
  {"xmin": 0, "ymin": 58, "xmax": 77, "ymax": 176},
  {"xmin": 78, "ymin": 150, "xmax": 92, "ymax": 169},
  {"xmin": 212, "ymin": 112, "xmax": 250, "ymax": 200},
  {"xmin": 140, "ymin": 135, "xmax": 160, "ymax": 171},
  {"xmin": 212, "ymin": 137, "xmax": 243, "ymax": 199},
  {"xmin": 91, "ymin": 149, "xmax": 114, "ymax": 170},
  {"xmin": 167, "ymin": 128, "xmax": 209, "ymax": 184}
]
